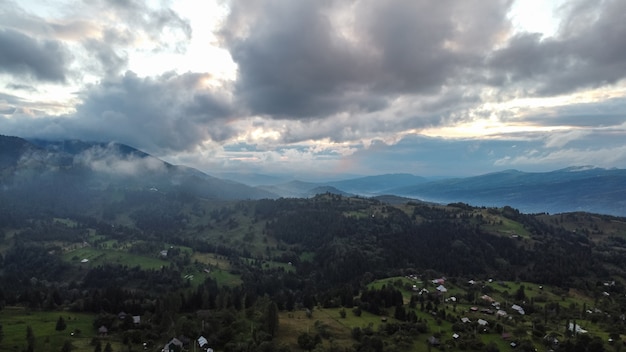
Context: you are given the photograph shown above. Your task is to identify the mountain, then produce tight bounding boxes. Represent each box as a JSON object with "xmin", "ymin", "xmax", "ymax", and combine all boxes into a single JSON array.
[
  {"xmin": 258, "ymin": 180, "xmax": 325, "ymax": 198},
  {"xmin": 304, "ymin": 185, "xmax": 353, "ymax": 197},
  {"xmin": 327, "ymin": 173, "xmax": 428, "ymax": 195},
  {"xmin": 0, "ymin": 135, "xmax": 277, "ymax": 216},
  {"xmin": 4, "ymin": 135, "xmax": 626, "ymax": 216},
  {"xmin": 388, "ymin": 167, "xmax": 626, "ymax": 216},
  {"xmin": 258, "ymin": 167, "xmax": 626, "ymax": 216},
  {"xmin": 0, "ymin": 135, "xmax": 40, "ymax": 169},
  {"xmin": 258, "ymin": 174, "xmax": 428, "ymax": 198},
  {"xmin": 212, "ymin": 172, "xmax": 290, "ymax": 186}
]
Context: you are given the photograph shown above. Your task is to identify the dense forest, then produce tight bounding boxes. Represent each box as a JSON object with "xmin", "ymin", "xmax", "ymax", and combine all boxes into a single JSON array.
[{"xmin": 1, "ymin": 188, "xmax": 626, "ymax": 352}]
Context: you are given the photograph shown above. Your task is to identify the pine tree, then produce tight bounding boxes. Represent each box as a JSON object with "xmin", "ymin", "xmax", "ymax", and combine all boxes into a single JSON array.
[
  {"xmin": 26, "ymin": 325, "xmax": 35, "ymax": 352},
  {"xmin": 56, "ymin": 316, "xmax": 67, "ymax": 331},
  {"xmin": 265, "ymin": 301, "xmax": 280, "ymax": 338},
  {"xmin": 94, "ymin": 340, "xmax": 102, "ymax": 352},
  {"xmin": 61, "ymin": 340, "xmax": 73, "ymax": 352},
  {"xmin": 104, "ymin": 342, "xmax": 113, "ymax": 352}
]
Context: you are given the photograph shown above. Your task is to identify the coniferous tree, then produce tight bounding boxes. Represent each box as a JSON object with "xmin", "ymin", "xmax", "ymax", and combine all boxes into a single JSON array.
[
  {"xmin": 297, "ymin": 332, "xmax": 320, "ymax": 351},
  {"xmin": 26, "ymin": 325, "xmax": 35, "ymax": 352},
  {"xmin": 61, "ymin": 340, "xmax": 73, "ymax": 352},
  {"xmin": 56, "ymin": 316, "xmax": 67, "ymax": 331},
  {"xmin": 394, "ymin": 305, "xmax": 406, "ymax": 321},
  {"xmin": 265, "ymin": 302, "xmax": 279, "ymax": 338},
  {"xmin": 104, "ymin": 342, "xmax": 113, "ymax": 352}
]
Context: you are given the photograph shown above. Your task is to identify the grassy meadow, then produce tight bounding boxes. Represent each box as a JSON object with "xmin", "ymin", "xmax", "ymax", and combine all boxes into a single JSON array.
[{"xmin": 0, "ymin": 307, "xmax": 103, "ymax": 352}]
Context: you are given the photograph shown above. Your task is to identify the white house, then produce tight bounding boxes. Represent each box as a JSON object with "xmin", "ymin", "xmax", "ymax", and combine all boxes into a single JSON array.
[
  {"xmin": 568, "ymin": 323, "xmax": 588, "ymax": 334},
  {"xmin": 511, "ymin": 304, "xmax": 525, "ymax": 315},
  {"xmin": 198, "ymin": 336, "xmax": 208, "ymax": 348}
]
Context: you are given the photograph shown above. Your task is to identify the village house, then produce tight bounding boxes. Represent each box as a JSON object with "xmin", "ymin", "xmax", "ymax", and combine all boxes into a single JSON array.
[
  {"xmin": 163, "ymin": 338, "xmax": 184, "ymax": 352},
  {"xmin": 432, "ymin": 277, "xmax": 446, "ymax": 285},
  {"xmin": 568, "ymin": 323, "xmax": 588, "ymax": 334},
  {"xmin": 428, "ymin": 336, "xmax": 440, "ymax": 346},
  {"xmin": 481, "ymin": 294, "xmax": 495, "ymax": 303},
  {"xmin": 511, "ymin": 304, "xmax": 525, "ymax": 315},
  {"xmin": 197, "ymin": 336, "xmax": 213, "ymax": 352}
]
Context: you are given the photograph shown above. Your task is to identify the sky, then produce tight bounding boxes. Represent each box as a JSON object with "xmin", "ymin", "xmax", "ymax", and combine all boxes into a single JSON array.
[{"xmin": 1, "ymin": 0, "xmax": 626, "ymax": 179}]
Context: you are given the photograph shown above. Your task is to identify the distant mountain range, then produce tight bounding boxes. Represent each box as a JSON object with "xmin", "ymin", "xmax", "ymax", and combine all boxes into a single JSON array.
[
  {"xmin": 257, "ymin": 167, "xmax": 626, "ymax": 216},
  {"xmin": 2, "ymin": 135, "xmax": 625, "ymax": 216},
  {"xmin": 387, "ymin": 167, "xmax": 626, "ymax": 215}
]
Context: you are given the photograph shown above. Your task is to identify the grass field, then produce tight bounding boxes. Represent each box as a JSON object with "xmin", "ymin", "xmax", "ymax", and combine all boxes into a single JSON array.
[
  {"xmin": 481, "ymin": 212, "xmax": 533, "ymax": 239},
  {"xmin": 191, "ymin": 253, "xmax": 232, "ymax": 269},
  {"xmin": 62, "ymin": 247, "xmax": 168, "ymax": 270},
  {"xmin": 0, "ymin": 307, "xmax": 102, "ymax": 352},
  {"xmin": 210, "ymin": 269, "xmax": 243, "ymax": 286},
  {"xmin": 276, "ymin": 306, "xmax": 390, "ymax": 351}
]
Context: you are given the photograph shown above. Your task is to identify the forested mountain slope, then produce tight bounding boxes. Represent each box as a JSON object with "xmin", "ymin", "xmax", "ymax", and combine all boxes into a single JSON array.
[{"xmin": 0, "ymin": 135, "xmax": 277, "ymax": 218}]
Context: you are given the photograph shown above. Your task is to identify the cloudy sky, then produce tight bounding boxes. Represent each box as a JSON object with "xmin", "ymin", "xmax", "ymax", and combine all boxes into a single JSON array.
[{"xmin": 1, "ymin": 0, "xmax": 626, "ymax": 179}]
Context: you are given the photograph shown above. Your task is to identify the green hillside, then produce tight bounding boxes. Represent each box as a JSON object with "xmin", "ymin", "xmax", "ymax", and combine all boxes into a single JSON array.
[{"xmin": 2, "ymin": 193, "xmax": 626, "ymax": 351}]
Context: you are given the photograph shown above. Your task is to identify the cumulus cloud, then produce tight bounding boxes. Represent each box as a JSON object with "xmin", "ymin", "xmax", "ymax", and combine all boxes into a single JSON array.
[
  {"xmin": 32, "ymin": 71, "xmax": 234, "ymax": 152},
  {"xmin": 0, "ymin": 70, "xmax": 238, "ymax": 155},
  {"xmin": 2, "ymin": 0, "xmax": 626, "ymax": 177},
  {"xmin": 99, "ymin": 0, "xmax": 192, "ymax": 48},
  {"xmin": 221, "ymin": 0, "xmax": 512, "ymax": 119},
  {"xmin": 0, "ymin": 28, "xmax": 70, "ymax": 82},
  {"xmin": 0, "ymin": 0, "xmax": 192, "ymax": 81},
  {"xmin": 83, "ymin": 36, "xmax": 129, "ymax": 78},
  {"xmin": 488, "ymin": 0, "xmax": 626, "ymax": 95}
]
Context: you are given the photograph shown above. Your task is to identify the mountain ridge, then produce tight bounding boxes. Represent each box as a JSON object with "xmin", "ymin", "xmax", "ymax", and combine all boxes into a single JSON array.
[
  {"xmin": 0, "ymin": 135, "xmax": 278, "ymax": 214},
  {"xmin": 2, "ymin": 134, "xmax": 625, "ymax": 216}
]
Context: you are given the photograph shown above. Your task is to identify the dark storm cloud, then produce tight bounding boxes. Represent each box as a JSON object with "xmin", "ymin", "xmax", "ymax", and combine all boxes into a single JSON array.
[
  {"xmin": 1, "ymin": 71, "xmax": 235, "ymax": 153},
  {"xmin": 221, "ymin": 0, "xmax": 512, "ymax": 119},
  {"xmin": 0, "ymin": 28, "xmax": 70, "ymax": 82},
  {"xmin": 488, "ymin": 0, "xmax": 626, "ymax": 95},
  {"xmin": 69, "ymin": 71, "xmax": 234, "ymax": 152},
  {"xmin": 355, "ymin": 0, "xmax": 510, "ymax": 91},
  {"xmin": 223, "ymin": 0, "xmax": 373, "ymax": 118}
]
